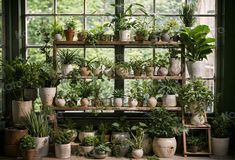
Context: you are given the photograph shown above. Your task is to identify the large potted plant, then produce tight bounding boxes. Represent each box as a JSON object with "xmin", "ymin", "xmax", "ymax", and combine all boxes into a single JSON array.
[
  {"xmin": 58, "ymin": 49, "xmax": 78, "ymax": 76},
  {"xmin": 211, "ymin": 113, "xmax": 232, "ymax": 156},
  {"xmin": 19, "ymin": 134, "xmax": 36, "ymax": 160},
  {"xmin": 179, "ymin": 79, "xmax": 213, "ymax": 125},
  {"xmin": 81, "ymin": 136, "xmax": 97, "ymax": 154},
  {"xmin": 180, "ymin": 25, "xmax": 215, "ymax": 78},
  {"xmin": 53, "ymin": 129, "xmax": 73, "ymax": 158},
  {"xmin": 22, "ymin": 111, "xmax": 50, "ymax": 157},
  {"xmin": 38, "ymin": 65, "xmax": 59, "ymax": 106},
  {"xmin": 64, "ymin": 18, "xmax": 76, "ymax": 41},
  {"xmin": 148, "ymin": 108, "xmax": 185, "ymax": 158},
  {"xmin": 158, "ymin": 79, "xmax": 179, "ymax": 107}
]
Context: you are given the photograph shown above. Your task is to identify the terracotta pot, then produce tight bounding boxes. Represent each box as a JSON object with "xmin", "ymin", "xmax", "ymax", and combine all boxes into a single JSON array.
[
  {"xmin": 55, "ymin": 143, "xmax": 71, "ymax": 158},
  {"xmin": 64, "ymin": 29, "xmax": 75, "ymax": 41},
  {"xmin": 62, "ymin": 64, "xmax": 73, "ymax": 76},
  {"xmin": 152, "ymin": 137, "xmax": 176, "ymax": 158},
  {"xmin": 80, "ymin": 98, "xmax": 90, "ymax": 107},
  {"xmin": 114, "ymin": 98, "xmax": 123, "ymax": 107},
  {"xmin": 39, "ymin": 87, "xmax": 56, "ymax": 106},
  {"xmin": 55, "ymin": 98, "xmax": 66, "ymax": 107},
  {"xmin": 187, "ymin": 61, "xmax": 205, "ymax": 78},
  {"xmin": 24, "ymin": 88, "xmax": 38, "ymax": 101},
  {"xmin": 22, "ymin": 149, "xmax": 36, "ymax": 160},
  {"xmin": 147, "ymin": 97, "xmax": 157, "ymax": 107},
  {"xmin": 157, "ymin": 67, "xmax": 168, "ymax": 76},
  {"xmin": 35, "ymin": 136, "xmax": 49, "ymax": 157},
  {"xmin": 162, "ymin": 95, "xmax": 177, "ymax": 107},
  {"xmin": 54, "ymin": 34, "xmax": 63, "ymax": 41},
  {"xmin": 128, "ymin": 98, "xmax": 138, "ymax": 108},
  {"xmin": 119, "ymin": 30, "xmax": 131, "ymax": 41},
  {"xmin": 12, "ymin": 100, "xmax": 32, "ymax": 125},
  {"xmin": 169, "ymin": 58, "xmax": 181, "ymax": 76},
  {"xmin": 145, "ymin": 67, "xmax": 155, "ymax": 77},
  {"xmin": 80, "ymin": 67, "xmax": 91, "ymax": 76},
  {"xmin": 104, "ymin": 68, "xmax": 113, "ymax": 77},
  {"xmin": 212, "ymin": 137, "xmax": 230, "ymax": 156},
  {"xmin": 78, "ymin": 132, "xmax": 95, "ymax": 142},
  {"xmin": 132, "ymin": 148, "xmax": 143, "ymax": 159}
]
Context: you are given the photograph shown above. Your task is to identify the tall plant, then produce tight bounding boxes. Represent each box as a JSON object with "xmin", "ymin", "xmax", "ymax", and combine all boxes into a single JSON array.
[{"xmin": 179, "ymin": 4, "xmax": 196, "ymax": 27}]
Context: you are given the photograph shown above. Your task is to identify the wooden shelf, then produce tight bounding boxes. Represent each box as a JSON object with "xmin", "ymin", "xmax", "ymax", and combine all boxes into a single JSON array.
[
  {"xmin": 184, "ymin": 151, "xmax": 211, "ymax": 155},
  {"xmin": 184, "ymin": 124, "xmax": 211, "ymax": 129},
  {"xmin": 54, "ymin": 106, "xmax": 182, "ymax": 112}
]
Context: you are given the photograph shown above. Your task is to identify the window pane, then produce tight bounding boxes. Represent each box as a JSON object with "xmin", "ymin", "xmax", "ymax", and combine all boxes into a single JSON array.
[
  {"xmin": 27, "ymin": 48, "xmax": 46, "ymax": 63},
  {"xmin": 87, "ymin": 0, "xmax": 115, "ymax": 14},
  {"xmin": 26, "ymin": 0, "xmax": 53, "ymax": 14},
  {"xmin": 155, "ymin": 0, "xmax": 184, "ymax": 14},
  {"xmin": 0, "ymin": 16, "xmax": 2, "ymax": 44},
  {"xmin": 125, "ymin": 48, "xmax": 153, "ymax": 62},
  {"xmin": 57, "ymin": 0, "xmax": 84, "ymax": 14},
  {"xmin": 86, "ymin": 48, "xmax": 114, "ymax": 61},
  {"xmin": 189, "ymin": 0, "xmax": 216, "ymax": 15},
  {"xmin": 195, "ymin": 17, "xmax": 215, "ymax": 38},
  {"xmin": 124, "ymin": 0, "xmax": 153, "ymax": 14},
  {"xmin": 86, "ymin": 16, "xmax": 112, "ymax": 30},
  {"xmin": 58, "ymin": 16, "xmax": 84, "ymax": 32},
  {"xmin": 155, "ymin": 16, "xmax": 182, "ymax": 27}
]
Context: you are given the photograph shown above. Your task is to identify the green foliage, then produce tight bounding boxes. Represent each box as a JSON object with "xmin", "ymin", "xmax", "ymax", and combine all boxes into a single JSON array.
[
  {"xmin": 59, "ymin": 119, "xmax": 77, "ymax": 130},
  {"xmin": 22, "ymin": 111, "xmax": 49, "ymax": 137},
  {"xmin": 129, "ymin": 57, "xmax": 145, "ymax": 72},
  {"xmin": 145, "ymin": 82, "xmax": 159, "ymax": 97},
  {"xmin": 76, "ymin": 57, "xmax": 95, "ymax": 69},
  {"xmin": 98, "ymin": 122, "xmax": 110, "ymax": 143},
  {"xmin": 211, "ymin": 113, "xmax": 232, "ymax": 138},
  {"xmin": 147, "ymin": 156, "xmax": 160, "ymax": 160},
  {"xmin": 134, "ymin": 19, "xmax": 149, "ymax": 40},
  {"xmin": 155, "ymin": 52, "xmax": 170, "ymax": 67},
  {"xmin": 113, "ymin": 89, "xmax": 125, "ymax": 98},
  {"xmin": 19, "ymin": 135, "xmax": 36, "ymax": 151},
  {"xmin": 147, "ymin": 108, "xmax": 185, "ymax": 138},
  {"xmin": 81, "ymin": 124, "xmax": 93, "ymax": 132},
  {"xmin": 169, "ymin": 48, "xmax": 181, "ymax": 58},
  {"xmin": 51, "ymin": 20, "xmax": 64, "ymax": 37},
  {"xmin": 129, "ymin": 80, "xmax": 147, "ymax": 102},
  {"xmin": 111, "ymin": 121, "xmax": 129, "ymax": 132},
  {"xmin": 39, "ymin": 64, "xmax": 60, "ymax": 87},
  {"xmin": 71, "ymin": 80, "xmax": 93, "ymax": 98},
  {"xmin": 95, "ymin": 143, "xmax": 111, "ymax": 154},
  {"xmin": 179, "ymin": 4, "xmax": 196, "ymax": 27},
  {"xmin": 187, "ymin": 135, "xmax": 203, "ymax": 146},
  {"xmin": 58, "ymin": 49, "xmax": 78, "ymax": 64},
  {"xmin": 180, "ymin": 25, "xmax": 215, "ymax": 61},
  {"xmin": 82, "ymin": 136, "xmax": 97, "ymax": 146},
  {"xmin": 65, "ymin": 17, "xmax": 77, "ymax": 30},
  {"xmin": 53, "ymin": 129, "xmax": 73, "ymax": 144},
  {"xmin": 158, "ymin": 79, "xmax": 179, "ymax": 95}
]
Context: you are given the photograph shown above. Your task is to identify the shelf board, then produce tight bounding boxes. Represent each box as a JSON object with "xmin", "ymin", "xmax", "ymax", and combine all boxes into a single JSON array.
[
  {"xmin": 54, "ymin": 106, "xmax": 182, "ymax": 112},
  {"xmin": 184, "ymin": 151, "xmax": 211, "ymax": 155},
  {"xmin": 184, "ymin": 124, "xmax": 211, "ymax": 129},
  {"xmin": 53, "ymin": 40, "xmax": 181, "ymax": 47}
]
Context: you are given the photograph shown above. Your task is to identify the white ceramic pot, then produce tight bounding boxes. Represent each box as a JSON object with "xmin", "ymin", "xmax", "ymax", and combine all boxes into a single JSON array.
[
  {"xmin": 62, "ymin": 64, "xmax": 73, "ymax": 76},
  {"xmin": 80, "ymin": 98, "xmax": 90, "ymax": 107},
  {"xmin": 145, "ymin": 66, "xmax": 155, "ymax": 77},
  {"xmin": 212, "ymin": 137, "xmax": 230, "ymax": 156},
  {"xmin": 114, "ymin": 98, "xmax": 123, "ymax": 107},
  {"xmin": 55, "ymin": 98, "xmax": 66, "ymax": 107},
  {"xmin": 39, "ymin": 87, "xmax": 56, "ymax": 106},
  {"xmin": 55, "ymin": 143, "xmax": 71, "ymax": 158},
  {"xmin": 78, "ymin": 132, "xmax": 95, "ymax": 142},
  {"xmin": 143, "ymin": 134, "xmax": 153, "ymax": 155},
  {"xmin": 169, "ymin": 58, "xmax": 181, "ymax": 76},
  {"xmin": 81, "ymin": 146, "xmax": 94, "ymax": 153},
  {"xmin": 119, "ymin": 30, "xmax": 131, "ymax": 41},
  {"xmin": 187, "ymin": 61, "xmax": 205, "ymax": 78},
  {"xmin": 35, "ymin": 136, "xmax": 49, "ymax": 157},
  {"xmin": 128, "ymin": 98, "xmax": 138, "ymax": 108},
  {"xmin": 191, "ymin": 113, "xmax": 206, "ymax": 125},
  {"xmin": 132, "ymin": 148, "xmax": 143, "ymax": 159},
  {"xmin": 162, "ymin": 95, "xmax": 177, "ymax": 107},
  {"xmin": 157, "ymin": 67, "xmax": 168, "ymax": 76},
  {"xmin": 152, "ymin": 137, "xmax": 176, "ymax": 158},
  {"xmin": 23, "ymin": 88, "xmax": 38, "ymax": 101},
  {"xmin": 147, "ymin": 97, "xmax": 157, "ymax": 107},
  {"xmin": 54, "ymin": 34, "xmax": 63, "ymax": 41},
  {"xmin": 102, "ymin": 98, "xmax": 112, "ymax": 107},
  {"xmin": 12, "ymin": 100, "xmax": 32, "ymax": 125}
]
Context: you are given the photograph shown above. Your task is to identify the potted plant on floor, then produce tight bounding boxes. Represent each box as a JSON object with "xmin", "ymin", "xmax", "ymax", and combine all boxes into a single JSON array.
[
  {"xmin": 64, "ymin": 18, "xmax": 76, "ymax": 41},
  {"xmin": 179, "ymin": 79, "xmax": 213, "ymax": 125},
  {"xmin": 78, "ymin": 124, "xmax": 95, "ymax": 142},
  {"xmin": 168, "ymin": 48, "xmax": 181, "ymax": 76},
  {"xmin": 38, "ymin": 65, "xmax": 60, "ymax": 106},
  {"xmin": 180, "ymin": 25, "xmax": 215, "ymax": 78},
  {"xmin": 134, "ymin": 20, "xmax": 149, "ymax": 41},
  {"xmin": 179, "ymin": 3, "xmax": 196, "ymax": 27},
  {"xmin": 148, "ymin": 108, "xmax": 185, "ymax": 158},
  {"xmin": 94, "ymin": 143, "xmax": 111, "ymax": 159},
  {"xmin": 51, "ymin": 20, "xmax": 64, "ymax": 41},
  {"xmin": 113, "ymin": 89, "xmax": 125, "ymax": 107},
  {"xmin": 53, "ymin": 129, "xmax": 73, "ymax": 158},
  {"xmin": 128, "ymin": 122, "xmax": 147, "ymax": 159},
  {"xmin": 58, "ymin": 49, "xmax": 78, "ymax": 76},
  {"xmin": 81, "ymin": 136, "xmax": 97, "ymax": 154},
  {"xmin": 19, "ymin": 134, "xmax": 36, "ymax": 160},
  {"xmin": 158, "ymin": 79, "xmax": 179, "ymax": 107},
  {"xmin": 211, "ymin": 113, "xmax": 232, "ymax": 156},
  {"xmin": 22, "ymin": 111, "xmax": 50, "ymax": 157},
  {"xmin": 187, "ymin": 135, "xmax": 202, "ymax": 153}
]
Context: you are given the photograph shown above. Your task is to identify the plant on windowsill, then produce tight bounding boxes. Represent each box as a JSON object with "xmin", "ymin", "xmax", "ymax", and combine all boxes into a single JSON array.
[
  {"xmin": 76, "ymin": 57, "xmax": 95, "ymax": 76},
  {"xmin": 134, "ymin": 19, "xmax": 149, "ymax": 41},
  {"xmin": 64, "ymin": 18, "xmax": 76, "ymax": 41},
  {"xmin": 51, "ymin": 20, "xmax": 64, "ymax": 41},
  {"xmin": 112, "ymin": 89, "xmax": 125, "ymax": 107},
  {"xmin": 168, "ymin": 48, "xmax": 181, "ymax": 76},
  {"xmin": 129, "ymin": 57, "xmax": 145, "ymax": 77}
]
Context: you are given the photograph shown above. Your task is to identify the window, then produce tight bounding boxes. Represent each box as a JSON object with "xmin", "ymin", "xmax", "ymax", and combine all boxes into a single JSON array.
[{"xmin": 0, "ymin": 0, "xmax": 3, "ymax": 114}]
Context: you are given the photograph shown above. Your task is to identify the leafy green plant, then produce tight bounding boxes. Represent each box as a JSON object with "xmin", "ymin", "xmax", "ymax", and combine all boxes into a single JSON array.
[
  {"xmin": 39, "ymin": 64, "xmax": 60, "ymax": 87},
  {"xmin": 155, "ymin": 52, "xmax": 170, "ymax": 67},
  {"xmin": 179, "ymin": 4, "xmax": 196, "ymax": 27},
  {"xmin": 19, "ymin": 135, "xmax": 36, "ymax": 151},
  {"xmin": 76, "ymin": 57, "xmax": 95, "ymax": 70},
  {"xmin": 82, "ymin": 136, "xmax": 97, "ymax": 146},
  {"xmin": 129, "ymin": 58, "xmax": 145, "ymax": 74},
  {"xmin": 147, "ymin": 108, "xmax": 185, "ymax": 138},
  {"xmin": 180, "ymin": 25, "xmax": 215, "ymax": 61},
  {"xmin": 211, "ymin": 113, "xmax": 232, "ymax": 138},
  {"xmin": 113, "ymin": 89, "xmax": 125, "ymax": 98},
  {"xmin": 81, "ymin": 124, "xmax": 94, "ymax": 132},
  {"xmin": 187, "ymin": 135, "xmax": 203, "ymax": 146},
  {"xmin": 22, "ymin": 111, "xmax": 49, "ymax": 137},
  {"xmin": 58, "ymin": 49, "xmax": 78, "ymax": 64},
  {"xmin": 95, "ymin": 143, "xmax": 111, "ymax": 154},
  {"xmin": 169, "ymin": 48, "xmax": 181, "ymax": 59},
  {"xmin": 98, "ymin": 122, "xmax": 110, "ymax": 143},
  {"xmin": 158, "ymin": 79, "xmax": 179, "ymax": 95},
  {"xmin": 134, "ymin": 19, "xmax": 149, "ymax": 40},
  {"xmin": 53, "ymin": 129, "xmax": 73, "ymax": 144},
  {"xmin": 59, "ymin": 119, "xmax": 77, "ymax": 130},
  {"xmin": 165, "ymin": 20, "xmax": 180, "ymax": 36},
  {"xmin": 65, "ymin": 18, "xmax": 76, "ymax": 30},
  {"xmin": 51, "ymin": 20, "xmax": 64, "ymax": 37},
  {"xmin": 111, "ymin": 121, "xmax": 129, "ymax": 132}
]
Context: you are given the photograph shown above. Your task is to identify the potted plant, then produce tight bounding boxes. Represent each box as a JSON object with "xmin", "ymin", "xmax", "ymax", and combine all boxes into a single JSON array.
[
  {"xmin": 90, "ymin": 58, "xmax": 103, "ymax": 76},
  {"xmin": 76, "ymin": 57, "xmax": 94, "ymax": 76},
  {"xmin": 53, "ymin": 129, "xmax": 73, "ymax": 158},
  {"xmin": 111, "ymin": 121, "xmax": 130, "ymax": 142},
  {"xmin": 148, "ymin": 108, "xmax": 185, "ymax": 158},
  {"xmin": 77, "ymin": 30, "xmax": 88, "ymax": 41},
  {"xmin": 179, "ymin": 3, "xmax": 196, "ymax": 27},
  {"xmin": 55, "ymin": 90, "xmax": 66, "ymax": 107},
  {"xmin": 98, "ymin": 122, "xmax": 111, "ymax": 143},
  {"xmin": 134, "ymin": 20, "xmax": 149, "ymax": 41},
  {"xmin": 94, "ymin": 143, "xmax": 111, "ymax": 159},
  {"xmin": 130, "ymin": 81, "xmax": 145, "ymax": 107},
  {"xmin": 168, "ymin": 48, "xmax": 181, "ymax": 76},
  {"xmin": 128, "ymin": 88, "xmax": 139, "ymax": 108},
  {"xmin": 156, "ymin": 53, "xmax": 169, "ymax": 76},
  {"xmin": 149, "ymin": 26, "xmax": 161, "ymax": 42},
  {"xmin": 145, "ymin": 82, "xmax": 159, "ymax": 107},
  {"xmin": 113, "ymin": 89, "xmax": 125, "ymax": 107},
  {"xmin": 59, "ymin": 119, "xmax": 78, "ymax": 142},
  {"xmin": 129, "ymin": 58, "xmax": 145, "ymax": 77},
  {"xmin": 179, "ymin": 79, "xmax": 213, "ymax": 125},
  {"xmin": 211, "ymin": 113, "xmax": 232, "ymax": 156},
  {"xmin": 103, "ymin": 58, "xmax": 114, "ymax": 77},
  {"xmin": 38, "ymin": 65, "xmax": 60, "ymax": 106},
  {"xmin": 115, "ymin": 62, "xmax": 129, "ymax": 78},
  {"xmin": 22, "ymin": 111, "xmax": 50, "ymax": 157},
  {"xmin": 78, "ymin": 124, "xmax": 95, "ymax": 142},
  {"xmin": 58, "ymin": 49, "xmax": 78, "ymax": 76},
  {"xmin": 91, "ymin": 80, "xmax": 103, "ymax": 107},
  {"xmin": 167, "ymin": 20, "xmax": 180, "ymax": 41},
  {"xmin": 81, "ymin": 136, "xmax": 97, "ymax": 154},
  {"xmin": 186, "ymin": 135, "xmax": 202, "ymax": 153},
  {"xmin": 158, "ymin": 79, "xmax": 179, "ymax": 107},
  {"xmin": 78, "ymin": 80, "xmax": 93, "ymax": 107},
  {"xmin": 180, "ymin": 25, "xmax": 215, "ymax": 78},
  {"xmin": 19, "ymin": 135, "xmax": 36, "ymax": 160},
  {"xmin": 128, "ymin": 122, "xmax": 147, "ymax": 159},
  {"xmin": 144, "ymin": 58, "xmax": 157, "ymax": 77},
  {"xmin": 64, "ymin": 18, "xmax": 76, "ymax": 41},
  {"xmin": 160, "ymin": 26, "xmax": 171, "ymax": 42},
  {"xmin": 51, "ymin": 20, "xmax": 64, "ymax": 41}
]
